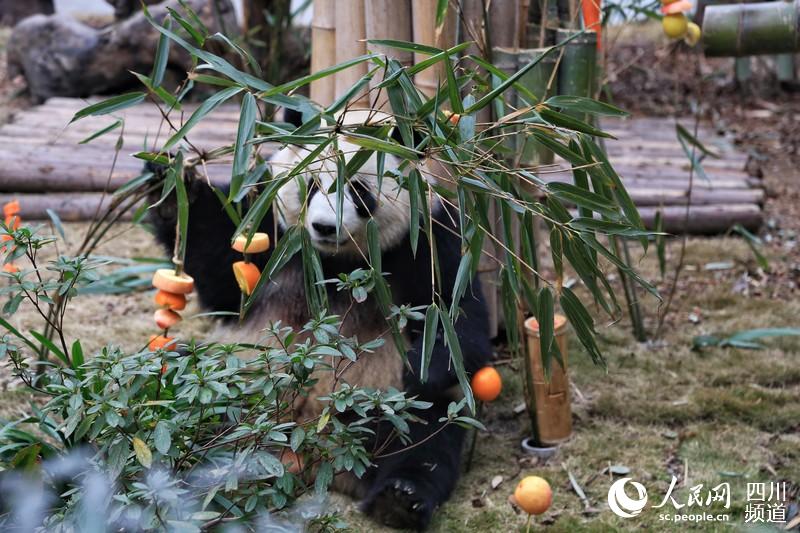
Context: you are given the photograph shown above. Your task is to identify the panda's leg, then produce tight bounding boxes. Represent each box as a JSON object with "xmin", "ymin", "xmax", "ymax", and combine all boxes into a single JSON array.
[{"xmin": 362, "ymin": 402, "xmax": 466, "ymax": 531}]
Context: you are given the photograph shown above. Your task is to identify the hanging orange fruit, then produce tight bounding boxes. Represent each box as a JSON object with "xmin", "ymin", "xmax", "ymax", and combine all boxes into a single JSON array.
[
  {"xmin": 232, "ymin": 261, "xmax": 260, "ymax": 295},
  {"xmin": 232, "ymin": 233, "xmax": 270, "ymax": 253},
  {"xmin": 152, "ymin": 269, "xmax": 195, "ymax": 294},
  {"xmin": 154, "ymin": 290, "xmax": 187, "ymax": 311}
]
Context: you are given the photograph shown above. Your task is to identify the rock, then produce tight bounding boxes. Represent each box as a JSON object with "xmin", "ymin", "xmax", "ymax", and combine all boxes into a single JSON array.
[
  {"xmin": 6, "ymin": 0, "xmax": 237, "ymax": 103},
  {"xmin": 0, "ymin": 0, "xmax": 53, "ymax": 26}
]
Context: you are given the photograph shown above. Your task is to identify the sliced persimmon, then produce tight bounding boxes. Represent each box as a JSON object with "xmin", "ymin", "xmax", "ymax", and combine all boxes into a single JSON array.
[
  {"xmin": 154, "ymin": 290, "xmax": 186, "ymax": 310},
  {"xmin": 148, "ymin": 335, "xmax": 177, "ymax": 351},
  {"xmin": 3, "ymin": 200, "xmax": 20, "ymax": 217},
  {"xmin": 232, "ymin": 233, "xmax": 270, "ymax": 253},
  {"xmin": 154, "ymin": 308, "xmax": 182, "ymax": 330},
  {"xmin": 152, "ymin": 269, "xmax": 194, "ymax": 294},
  {"xmin": 232, "ymin": 261, "xmax": 260, "ymax": 295}
]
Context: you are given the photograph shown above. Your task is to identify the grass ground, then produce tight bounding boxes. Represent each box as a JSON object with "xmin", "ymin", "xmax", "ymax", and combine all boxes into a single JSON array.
[{"xmin": 2, "ymin": 225, "xmax": 797, "ymax": 532}]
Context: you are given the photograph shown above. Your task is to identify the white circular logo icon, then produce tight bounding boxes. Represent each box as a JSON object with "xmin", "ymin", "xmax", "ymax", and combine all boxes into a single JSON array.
[{"xmin": 608, "ymin": 478, "xmax": 648, "ymax": 518}]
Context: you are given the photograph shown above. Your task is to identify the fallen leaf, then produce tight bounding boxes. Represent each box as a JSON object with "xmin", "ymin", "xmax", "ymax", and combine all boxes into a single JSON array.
[
  {"xmin": 491, "ymin": 475, "xmax": 503, "ymax": 489},
  {"xmin": 132, "ymin": 437, "xmax": 152, "ymax": 469}
]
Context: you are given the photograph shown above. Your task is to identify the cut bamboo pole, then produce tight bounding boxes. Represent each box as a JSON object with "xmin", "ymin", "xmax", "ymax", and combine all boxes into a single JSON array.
[
  {"xmin": 311, "ymin": 0, "xmax": 337, "ymax": 106},
  {"xmin": 555, "ymin": 28, "xmax": 597, "ymax": 120},
  {"xmin": 334, "ymin": 0, "xmax": 369, "ymax": 106},
  {"xmin": 411, "ymin": 0, "xmax": 458, "ymax": 98},
  {"xmin": 517, "ymin": 47, "xmax": 558, "ymax": 167},
  {"xmin": 489, "ymin": 0, "xmax": 520, "ymax": 49},
  {"xmin": 365, "ymin": 0, "xmax": 413, "ymax": 109},
  {"xmin": 703, "ymin": 0, "xmax": 800, "ymax": 57}
]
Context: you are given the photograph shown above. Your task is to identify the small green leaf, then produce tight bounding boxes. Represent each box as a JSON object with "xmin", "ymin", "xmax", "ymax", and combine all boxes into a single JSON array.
[{"xmin": 153, "ymin": 421, "xmax": 171, "ymax": 454}]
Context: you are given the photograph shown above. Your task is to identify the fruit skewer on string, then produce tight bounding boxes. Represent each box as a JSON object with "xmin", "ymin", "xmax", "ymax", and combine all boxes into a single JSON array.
[
  {"xmin": 149, "ymin": 158, "xmax": 194, "ymax": 353},
  {"xmin": 2, "ymin": 200, "xmax": 22, "ymax": 273},
  {"xmin": 662, "ymin": 0, "xmax": 702, "ymax": 45},
  {"xmin": 231, "ymin": 232, "xmax": 270, "ymax": 319}
]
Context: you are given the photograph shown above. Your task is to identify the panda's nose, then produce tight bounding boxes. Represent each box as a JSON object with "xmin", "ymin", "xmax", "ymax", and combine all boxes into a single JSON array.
[{"xmin": 311, "ymin": 222, "xmax": 337, "ymax": 237}]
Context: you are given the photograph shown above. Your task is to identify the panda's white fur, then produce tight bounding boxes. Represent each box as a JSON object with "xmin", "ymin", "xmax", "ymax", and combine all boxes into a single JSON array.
[{"xmin": 271, "ymin": 109, "xmax": 435, "ymax": 255}]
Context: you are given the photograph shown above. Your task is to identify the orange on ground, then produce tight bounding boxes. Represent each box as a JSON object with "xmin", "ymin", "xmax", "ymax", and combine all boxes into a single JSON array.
[
  {"xmin": 152, "ymin": 269, "xmax": 195, "ymax": 294},
  {"xmin": 3, "ymin": 263, "xmax": 19, "ymax": 273},
  {"xmin": 280, "ymin": 449, "xmax": 304, "ymax": 474},
  {"xmin": 232, "ymin": 261, "xmax": 260, "ymax": 295},
  {"xmin": 514, "ymin": 476, "xmax": 553, "ymax": 515},
  {"xmin": 471, "ymin": 366, "xmax": 502, "ymax": 402},
  {"xmin": 149, "ymin": 335, "xmax": 177, "ymax": 351},
  {"xmin": 154, "ymin": 308, "xmax": 182, "ymax": 330},
  {"xmin": 3, "ymin": 200, "xmax": 20, "ymax": 217},
  {"xmin": 232, "ymin": 233, "xmax": 270, "ymax": 253},
  {"xmin": 154, "ymin": 290, "xmax": 187, "ymax": 310}
]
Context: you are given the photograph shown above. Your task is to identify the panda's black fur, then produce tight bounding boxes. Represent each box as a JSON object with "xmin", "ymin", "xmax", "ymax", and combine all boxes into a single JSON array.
[{"xmin": 147, "ymin": 115, "xmax": 492, "ymax": 531}]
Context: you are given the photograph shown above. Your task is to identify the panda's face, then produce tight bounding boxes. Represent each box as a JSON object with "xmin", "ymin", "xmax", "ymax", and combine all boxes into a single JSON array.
[{"xmin": 272, "ymin": 139, "xmax": 413, "ymax": 256}]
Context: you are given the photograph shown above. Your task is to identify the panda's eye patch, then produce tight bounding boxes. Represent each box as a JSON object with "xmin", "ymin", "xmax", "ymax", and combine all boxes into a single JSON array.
[
  {"xmin": 306, "ymin": 178, "xmax": 320, "ymax": 200},
  {"xmin": 349, "ymin": 179, "xmax": 377, "ymax": 218}
]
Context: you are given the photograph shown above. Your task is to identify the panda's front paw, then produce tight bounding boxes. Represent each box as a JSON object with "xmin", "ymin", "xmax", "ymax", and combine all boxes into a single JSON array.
[{"xmin": 363, "ymin": 478, "xmax": 434, "ymax": 531}]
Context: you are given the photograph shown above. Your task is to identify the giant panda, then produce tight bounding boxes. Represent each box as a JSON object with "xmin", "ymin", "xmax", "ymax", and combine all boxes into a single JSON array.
[{"xmin": 147, "ymin": 109, "xmax": 492, "ymax": 530}]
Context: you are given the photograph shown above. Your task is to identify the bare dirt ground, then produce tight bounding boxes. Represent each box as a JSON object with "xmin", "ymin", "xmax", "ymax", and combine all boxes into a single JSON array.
[{"xmin": 1, "ymin": 20, "xmax": 799, "ymax": 532}]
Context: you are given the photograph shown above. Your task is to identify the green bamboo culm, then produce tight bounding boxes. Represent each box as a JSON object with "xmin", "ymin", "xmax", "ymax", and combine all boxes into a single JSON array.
[
  {"xmin": 493, "ymin": 47, "xmax": 522, "ymax": 156},
  {"xmin": 555, "ymin": 29, "xmax": 598, "ymax": 122},
  {"xmin": 703, "ymin": 0, "xmax": 800, "ymax": 57},
  {"xmin": 518, "ymin": 48, "xmax": 558, "ymax": 168}
]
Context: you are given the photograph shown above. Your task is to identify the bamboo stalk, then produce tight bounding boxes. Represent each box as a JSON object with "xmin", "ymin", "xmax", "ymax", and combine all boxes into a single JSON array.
[
  {"xmin": 334, "ymin": 0, "xmax": 368, "ymax": 106},
  {"xmin": 555, "ymin": 28, "xmax": 597, "ymax": 120},
  {"xmin": 517, "ymin": 47, "xmax": 558, "ymax": 167},
  {"xmin": 411, "ymin": 0, "xmax": 457, "ymax": 98},
  {"xmin": 489, "ymin": 0, "xmax": 520, "ymax": 49},
  {"xmin": 703, "ymin": 0, "xmax": 800, "ymax": 57},
  {"xmin": 365, "ymin": 0, "xmax": 413, "ymax": 109},
  {"xmin": 311, "ymin": 0, "xmax": 337, "ymax": 106}
]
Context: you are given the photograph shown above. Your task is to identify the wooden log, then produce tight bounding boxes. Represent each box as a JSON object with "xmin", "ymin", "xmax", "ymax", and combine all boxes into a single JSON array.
[
  {"xmin": 311, "ymin": 0, "xmax": 337, "ymax": 106},
  {"xmin": 335, "ymin": 0, "xmax": 369, "ymax": 106},
  {"xmin": 411, "ymin": 0, "xmax": 458, "ymax": 98},
  {"xmin": 637, "ymin": 204, "xmax": 763, "ymax": 233},
  {"xmin": 626, "ymin": 187, "xmax": 763, "ymax": 206},
  {"xmin": 0, "ymin": 193, "xmax": 137, "ymax": 222},
  {"xmin": 365, "ymin": 0, "xmax": 413, "ymax": 109},
  {"xmin": 0, "ymin": 161, "xmax": 230, "ymax": 192},
  {"xmin": 538, "ymin": 171, "xmax": 756, "ymax": 189}
]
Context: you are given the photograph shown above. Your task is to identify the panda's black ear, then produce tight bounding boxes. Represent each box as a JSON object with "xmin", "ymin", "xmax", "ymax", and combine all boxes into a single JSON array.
[
  {"xmin": 282, "ymin": 108, "xmax": 304, "ymax": 129},
  {"xmin": 390, "ymin": 124, "xmax": 426, "ymax": 149}
]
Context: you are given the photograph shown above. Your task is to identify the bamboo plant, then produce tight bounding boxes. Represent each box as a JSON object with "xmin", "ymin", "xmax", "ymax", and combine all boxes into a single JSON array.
[{"xmin": 70, "ymin": 3, "xmax": 658, "ymax": 405}]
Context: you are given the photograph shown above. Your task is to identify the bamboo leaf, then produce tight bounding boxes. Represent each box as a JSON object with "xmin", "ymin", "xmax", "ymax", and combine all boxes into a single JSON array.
[
  {"xmin": 230, "ymin": 92, "xmax": 257, "ymax": 200},
  {"xmin": 70, "ymin": 93, "xmax": 146, "ymax": 123},
  {"xmin": 164, "ymin": 87, "xmax": 242, "ymax": 149},
  {"xmin": 439, "ymin": 305, "xmax": 474, "ymax": 413},
  {"xmin": 560, "ymin": 287, "xmax": 606, "ymax": 365},
  {"xmin": 150, "ymin": 17, "xmax": 172, "ymax": 87},
  {"xmin": 173, "ymin": 153, "xmax": 189, "ymax": 268},
  {"xmin": 244, "ymin": 227, "xmax": 303, "ymax": 313},
  {"xmin": 545, "ymin": 95, "xmax": 629, "ymax": 117},
  {"xmin": 343, "ymin": 133, "xmax": 420, "ymax": 160},
  {"xmin": 435, "ymin": 0, "xmax": 449, "ymax": 27},
  {"xmin": 78, "ymin": 120, "xmax": 123, "ymax": 144},
  {"xmin": 420, "ymin": 304, "xmax": 439, "ymax": 383},
  {"xmin": 262, "ymin": 54, "xmax": 378, "ymax": 97},
  {"xmin": 536, "ymin": 287, "xmax": 555, "ymax": 379},
  {"xmin": 538, "ymin": 107, "xmax": 615, "ymax": 138}
]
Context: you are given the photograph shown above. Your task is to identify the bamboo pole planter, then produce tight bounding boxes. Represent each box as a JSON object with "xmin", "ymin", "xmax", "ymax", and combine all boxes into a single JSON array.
[
  {"xmin": 365, "ymin": 0, "xmax": 413, "ymax": 109},
  {"xmin": 522, "ymin": 315, "xmax": 573, "ymax": 449},
  {"xmin": 334, "ymin": 0, "xmax": 369, "ymax": 106},
  {"xmin": 310, "ymin": 0, "xmax": 336, "ymax": 106}
]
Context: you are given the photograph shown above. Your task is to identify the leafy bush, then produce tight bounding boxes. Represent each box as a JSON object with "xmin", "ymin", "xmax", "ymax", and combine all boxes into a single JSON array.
[{"xmin": 0, "ymin": 225, "xmax": 476, "ymax": 530}]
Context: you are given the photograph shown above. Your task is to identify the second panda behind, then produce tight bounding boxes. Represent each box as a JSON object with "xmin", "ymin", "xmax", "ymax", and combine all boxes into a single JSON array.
[{"xmin": 148, "ymin": 109, "xmax": 492, "ymax": 530}]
